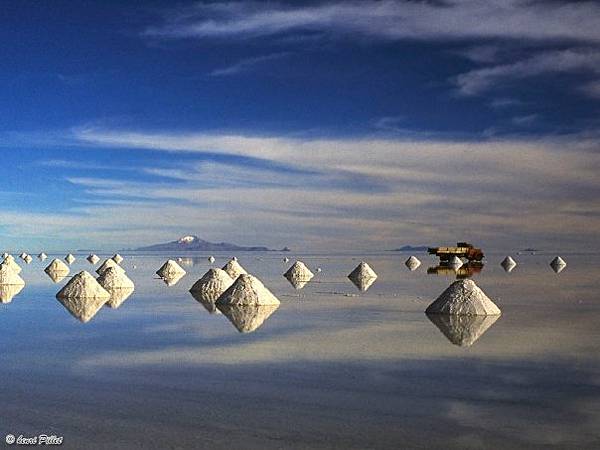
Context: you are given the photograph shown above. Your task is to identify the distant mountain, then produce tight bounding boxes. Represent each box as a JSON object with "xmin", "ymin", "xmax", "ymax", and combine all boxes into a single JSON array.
[
  {"xmin": 134, "ymin": 235, "xmax": 288, "ymax": 252},
  {"xmin": 390, "ymin": 245, "xmax": 429, "ymax": 252}
]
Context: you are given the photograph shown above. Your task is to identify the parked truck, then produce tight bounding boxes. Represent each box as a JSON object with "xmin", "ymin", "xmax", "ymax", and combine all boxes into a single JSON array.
[{"xmin": 427, "ymin": 242, "xmax": 484, "ymax": 262}]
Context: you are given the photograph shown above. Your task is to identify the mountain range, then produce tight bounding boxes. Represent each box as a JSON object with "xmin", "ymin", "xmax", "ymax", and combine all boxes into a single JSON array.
[{"xmin": 134, "ymin": 235, "xmax": 288, "ymax": 252}]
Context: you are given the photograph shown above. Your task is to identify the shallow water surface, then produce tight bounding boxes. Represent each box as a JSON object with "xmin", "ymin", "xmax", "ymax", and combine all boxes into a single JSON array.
[{"xmin": 1, "ymin": 252, "xmax": 600, "ymax": 449}]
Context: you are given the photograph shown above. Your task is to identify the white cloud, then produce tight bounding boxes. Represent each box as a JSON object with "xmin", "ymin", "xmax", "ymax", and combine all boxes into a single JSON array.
[
  {"xmin": 144, "ymin": 1, "xmax": 600, "ymax": 43},
  {"xmin": 209, "ymin": 52, "xmax": 291, "ymax": 76}
]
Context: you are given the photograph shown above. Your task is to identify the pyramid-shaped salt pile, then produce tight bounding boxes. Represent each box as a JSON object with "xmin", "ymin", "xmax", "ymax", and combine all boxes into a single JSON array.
[
  {"xmin": 38, "ymin": 252, "xmax": 48, "ymax": 261},
  {"xmin": 217, "ymin": 304, "xmax": 280, "ymax": 333},
  {"xmin": 19, "ymin": 253, "xmax": 28, "ymax": 260},
  {"xmin": 426, "ymin": 279, "xmax": 501, "ymax": 316},
  {"xmin": 55, "ymin": 272, "xmax": 110, "ymax": 323},
  {"xmin": 87, "ymin": 254, "xmax": 100, "ymax": 264},
  {"xmin": 550, "ymin": 256, "xmax": 566, "ymax": 273},
  {"xmin": 216, "ymin": 274, "xmax": 280, "ymax": 306},
  {"xmin": 189, "ymin": 268, "xmax": 233, "ymax": 301},
  {"xmin": 405, "ymin": 256, "xmax": 421, "ymax": 271},
  {"xmin": 427, "ymin": 313, "xmax": 500, "ymax": 347},
  {"xmin": 97, "ymin": 267, "xmax": 135, "ymax": 308},
  {"xmin": 348, "ymin": 262, "xmax": 377, "ymax": 291},
  {"xmin": 24, "ymin": 254, "xmax": 33, "ymax": 264},
  {"xmin": 45, "ymin": 258, "xmax": 70, "ymax": 275},
  {"xmin": 501, "ymin": 256, "xmax": 517, "ymax": 272},
  {"xmin": 0, "ymin": 284, "xmax": 25, "ymax": 304},
  {"xmin": 112, "ymin": 254, "xmax": 124, "ymax": 264},
  {"xmin": 0, "ymin": 263, "xmax": 25, "ymax": 287},
  {"xmin": 2, "ymin": 256, "xmax": 22, "ymax": 275},
  {"xmin": 96, "ymin": 258, "xmax": 125, "ymax": 276},
  {"xmin": 283, "ymin": 257, "xmax": 290, "ymax": 263},
  {"xmin": 448, "ymin": 256, "xmax": 463, "ymax": 268},
  {"xmin": 208, "ymin": 255, "xmax": 215, "ymax": 263},
  {"xmin": 222, "ymin": 259, "xmax": 247, "ymax": 279},
  {"xmin": 156, "ymin": 259, "xmax": 186, "ymax": 279},
  {"xmin": 284, "ymin": 261, "xmax": 314, "ymax": 282},
  {"xmin": 2, "ymin": 253, "xmax": 9, "ymax": 258},
  {"xmin": 65, "ymin": 253, "xmax": 76, "ymax": 264}
]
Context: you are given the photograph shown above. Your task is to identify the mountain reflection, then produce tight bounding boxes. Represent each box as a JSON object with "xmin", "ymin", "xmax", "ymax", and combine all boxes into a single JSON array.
[
  {"xmin": 426, "ymin": 313, "xmax": 500, "ymax": 347},
  {"xmin": 217, "ymin": 304, "xmax": 279, "ymax": 333}
]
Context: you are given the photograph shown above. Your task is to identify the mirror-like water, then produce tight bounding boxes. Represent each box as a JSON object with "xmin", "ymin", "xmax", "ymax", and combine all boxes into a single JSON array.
[{"xmin": 1, "ymin": 252, "xmax": 599, "ymax": 449}]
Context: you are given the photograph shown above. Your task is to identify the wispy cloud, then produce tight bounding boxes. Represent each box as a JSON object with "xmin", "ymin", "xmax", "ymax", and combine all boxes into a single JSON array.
[
  {"xmin": 144, "ymin": 1, "xmax": 600, "ymax": 43},
  {"xmin": 209, "ymin": 52, "xmax": 291, "ymax": 76}
]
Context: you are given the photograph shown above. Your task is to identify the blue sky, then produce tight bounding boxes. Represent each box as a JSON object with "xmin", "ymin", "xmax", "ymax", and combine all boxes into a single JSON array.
[{"xmin": 1, "ymin": 0, "xmax": 600, "ymax": 252}]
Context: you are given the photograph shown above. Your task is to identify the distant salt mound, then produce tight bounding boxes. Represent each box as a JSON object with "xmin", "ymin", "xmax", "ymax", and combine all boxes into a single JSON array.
[
  {"xmin": 112, "ymin": 253, "xmax": 124, "ymax": 264},
  {"xmin": 405, "ymin": 256, "xmax": 421, "ymax": 271},
  {"xmin": 217, "ymin": 304, "xmax": 280, "ymax": 333},
  {"xmin": 501, "ymin": 256, "xmax": 517, "ymax": 273},
  {"xmin": 38, "ymin": 252, "xmax": 48, "ymax": 261},
  {"xmin": 19, "ymin": 253, "xmax": 28, "ymax": 260},
  {"xmin": 189, "ymin": 268, "xmax": 233, "ymax": 302},
  {"xmin": 0, "ymin": 263, "xmax": 25, "ymax": 286},
  {"xmin": 427, "ymin": 313, "xmax": 500, "ymax": 347},
  {"xmin": 284, "ymin": 261, "xmax": 314, "ymax": 287},
  {"xmin": 216, "ymin": 274, "xmax": 280, "ymax": 307},
  {"xmin": 45, "ymin": 258, "xmax": 70, "ymax": 275},
  {"xmin": 65, "ymin": 253, "xmax": 76, "ymax": 264},
  {"xmin": 24, "ymin": 254, "xmax": 33, "ymax": 264},
  {"xmin": 96, "ymin": 258, "xmax": 125, "ymax": 276},
  {"xmin": 208, "ymin": 255, "xmax": 215, "ymax": 263},
  {"xmin": 550, "ymin": 256, "xmax": 567, "ymax": 273},
  {"xmin": 222, "ymin": 259, "xmax": 247, "ymax": 279},
  {"xmin": 87, "ymin": 254, "xmax": 100, "ymax": 264},
  {"xmin": 448, "ymin": 256, "xmax": 463, "ymax": 268},
  {"xmin": 97, "ymin": 267, "xmax": 135, "ymax": 308},
  {"xmin": 2, "ymin": 253, "xmax": 9, "ymax": 258},
  {"xmin": 283, "ymin": 257, "xmax": 290, "ymax": 263},
  {"xmin": 2, "ymin": 255, "xmax": 22, "ymax": 274},
  {"xmin": 156, "ymin": 259, "xmax": 186, "ymax": 279},
  {"xmin": 0, "ymin": 283, "xmax": 25, "ymax": 304},
  {"xmin": 426, "ymin": 279, "xmax": 501, "ymax": 316},
  {"xmin": 55, "ymin": 272, "xmax": 110, "ymax": 323}
]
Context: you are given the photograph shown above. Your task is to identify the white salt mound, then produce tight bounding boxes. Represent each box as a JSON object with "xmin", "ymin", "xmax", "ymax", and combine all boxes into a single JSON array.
[
  {"xmin": 87, "ymin": 254, "xmax": 100, "ymax": 264},
  {"xmin": 2, "ymin": 255, "xmax": 22, "ymax": 274},
  {"xmin": 501, "ymin": 256, "xmax": 517, "ymax": 272},
  {"xmin": 24, "ymin": 255, "xmax": 33, "ymax": 264},
  {"xmin": 189, "ymin": 268, "xmax": 233, "ymax": 301},
  {"xmin": 283, "ymin": 257, "xmax": 290, "ymax": 263},
  {"xmin": 550, "ymin": 256, "xmax": 566, "ymax": 269},
  {"xmin": 405, "ymin": 256, "xmax": 421, "ymax": 271},
  {"xmin": 156, "ymin": 259, "xmax": 186, "ymax": 279},
  {"xmin": 97, "ymin": 266, "xmax": 134, "ymax": 291},
  {"xmin": 216, "ymin": 274, "xmax": 280, "ymax": 306},
  {"xmin": 19, "ymin": 253, "xmax": 28, "ymax": 260},
  {"xmin": 45, "ymin": 258, "xmax": 70, "ymax": 275},
  {"xmin": 38, "ymin": 252, "xmax": 48, "ymax": 260},
  {"xmin": 222, "ymin": 259, "xmax": 247, "ymax": 279},
  {"xmin": 448, "ymin": 256, "xmax": 463, "ymax": 267},
  {"xmin": 56, "ymin": 271, "xmax": 110, "ymax": 300},
  {"xmin": 112, "ymin": 253, "xmax": 124, "ymax": 264},
  {"xmin": 348, "ymin": 262, "xmax": 377, "ymax": 281},
  {"xmin": 426, "ymin": 279, "xmax": 501, "ymax": 316},
  {"xmin": 0, "ymin": 284, "xmax": 25, "ymax": 304},
  {"xmin": 208, "ymin": 256, "xmax": 215, "ymax": 263},
  {"xmin": 96, "ymin": 258, "xmax": 125, "ymax": 276},
  {"xmin": 2, "ymin": 253, "xmax": 9, "ymax": 258},
  {"xmin": 46, "ymin": 270, "xmax": 68, "ymax": 283},
  {"xmin": 65, "ymin": 254, "xmax": 76, "ymax": 264},
  {"xmin": 284, "ymin": 261, "xmax": 314, "ymax": 281},
  {"xmin": 0, "ymin": 263, "xmax": 25, "ymax": 286}
]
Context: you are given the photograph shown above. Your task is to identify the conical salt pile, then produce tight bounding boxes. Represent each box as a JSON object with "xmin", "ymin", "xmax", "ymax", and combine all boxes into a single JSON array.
[
  {"xmin": 427, "ymin": 314, "xmax": 500, "ymax": 347},
  {"xmin": 87, "ymin": 254, "xmax": 100, "ymax": 264},
  {"xmin": 550, "ymin": 256, "xmax": 566, "ymax": 273},
  {"xmin": 24, "ymin": 255, "xmax": 32, "ymax": 264},
  {"xmin": 217, "ymin": 304, "xmax": 280, "ymax": 333},
  {"xmin": 426, "ymin": 279, "xmax": 501, "ymax": 316},
  {"xmin": 405, "ymin": 256, "xmax": 421, "ymax": 271},
  {"xmin": 96, "ymin": 258, "xmax": 125, "ymax": 276},
  {"xmin": 284, "ymin": 261, "xmax": 314, "ymax": 282},
  {"xmin": 0, "ymin": 263, "xmax": 25, "ymax": 286},
  {"xmin": 97, "ymin": 267, "xmax": 135, "ymax": 308},
  {"xmin": 348, "ymin": 261, "xmax": 377, "ymax": 281},
  {"xmin": 189, "ymin": 268, "xmax": 233, "ymax": 301},
  {"xmin": 45, "ymin": 258, "xmax": 70, "ymax": 276},
  {"xmin": 216, "ymin": 274, "xmax": 280, "ymax": 306},
  {"xmin": 112, "ymin": 254, "xmax": 124, "ymax": 264},
  {"xmin": 208, "ymin": 255, "xmax": 215, "ymax": 263},
  {"xmin": 283, "ymin": 257, "xmax": 289, "ymax": 263},
  {"xmin": 38, "ymin": 252, "xmax": 48, "ymax": 261},
  {"xmin": 2, "ymin": 253, "xmax": 9, "ymax": 258},
  {"xmin": 0, "ymin": 284, "xmax": 25, "ymax": 304},
  {"xmin": 448, "ymin": 256, "xmax": 463, "ymax": 268},
  {"xmin": 222, "ymin": 259, "xmax": 247, "ymax": 279},
  {"xmin": 19, "ymin": 253, "xmax": 28, "ymax": 260},
  {"xmin": 2, "ymin": 255, "xmax": 22, "ymax": 274},
  {"xmin": 65, "ymin": 253, "xmax": 76, "ymax": 264},
  {"xmin": 156, "ymin": 259, "xmax": 186, "ymax": 279},
  {"xmin": 57, "ymin": 271, "xmax": 110, "ymax": 299},
  {"xmin": 501, "ymin": 256, "xmax": 517, "ymax": 272}
]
